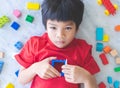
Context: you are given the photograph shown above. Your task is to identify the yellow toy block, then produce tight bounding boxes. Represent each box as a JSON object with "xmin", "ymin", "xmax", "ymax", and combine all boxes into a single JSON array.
[
  {"xmin": 27, "ymin": 2, "xmax": 40, "ymax": 10},
  {"xmin": 6, "ymin": 83, "xmax": 14, "ymax": 88},
  {"xmin": 103, "ymin": 34, "xmax": 109, "ymax": 42}
]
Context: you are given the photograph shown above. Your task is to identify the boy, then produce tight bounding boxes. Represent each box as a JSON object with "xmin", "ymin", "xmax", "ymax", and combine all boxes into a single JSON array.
[{"xmin": 15, "ymin": 0, "xmax": 100, "ymax": 88}]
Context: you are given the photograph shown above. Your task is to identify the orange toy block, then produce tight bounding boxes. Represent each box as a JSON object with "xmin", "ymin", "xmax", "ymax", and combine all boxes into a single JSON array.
[
  {"xmin": 115, "ymin": 25, "xmax": 120, "ymax": 31},
  {"xmin": 103, "ymin": 46, "xmax": 111, "ymax": 53},
  {"xmin": 110, "ymin": 49, "xmax": 118, "ymax": 57}
]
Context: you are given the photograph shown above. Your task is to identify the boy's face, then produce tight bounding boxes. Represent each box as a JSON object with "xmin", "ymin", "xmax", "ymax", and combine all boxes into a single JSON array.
[{"xmin": 46, "ymin": 20, "xmax": 77, "ymax": 48}]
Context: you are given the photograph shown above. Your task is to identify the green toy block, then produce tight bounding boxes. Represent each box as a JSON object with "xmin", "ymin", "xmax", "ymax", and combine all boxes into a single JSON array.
[
  {"xmin": 2, "ymin": 16, "xmax": 10, "ymax": 23},
  {"xmin": 114, "ymin": 67, "xmax": 120, "ymax": 72},
  {"xmin": 25, "ymin": 15, "xmax": 34, "ymax": 23}
]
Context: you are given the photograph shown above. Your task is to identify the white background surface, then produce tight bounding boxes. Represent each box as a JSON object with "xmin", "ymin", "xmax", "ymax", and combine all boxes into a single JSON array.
[{"xmin": 0, "ymin": 0, "xmax": 120, "ymax": 88}]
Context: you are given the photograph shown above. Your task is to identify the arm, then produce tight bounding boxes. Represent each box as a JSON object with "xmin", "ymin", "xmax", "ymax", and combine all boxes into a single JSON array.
[
  {"xmin": 62, "ymin": 65, "xmax": 98, "ymax": 88},
  {"xmin": 18, "ymin": 57, "xmax": 61, "ymax": 85}
]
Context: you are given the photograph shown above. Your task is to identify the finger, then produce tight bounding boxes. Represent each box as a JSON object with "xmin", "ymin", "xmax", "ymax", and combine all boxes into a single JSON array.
[
  {"xmin": 62, "ymin": 64, "xmax": 73, "ymax": 69},
  {"xmin": 49, "ymin": 65, "xmax": 61, "ymax": 76}
]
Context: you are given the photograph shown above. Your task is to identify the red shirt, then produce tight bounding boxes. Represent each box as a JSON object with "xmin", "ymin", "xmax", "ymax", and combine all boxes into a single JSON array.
[{"xmin": 15, "ymin": 33, "xmax": 100, "ymax": 88}]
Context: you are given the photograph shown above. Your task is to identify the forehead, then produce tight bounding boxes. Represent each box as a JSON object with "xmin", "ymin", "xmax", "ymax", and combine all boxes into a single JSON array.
[{"xmin": 47, "ymin": 20, "xmax": 75, "ymax": 26}]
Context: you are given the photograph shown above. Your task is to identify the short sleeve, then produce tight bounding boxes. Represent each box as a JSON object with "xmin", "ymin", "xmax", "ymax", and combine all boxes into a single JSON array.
[
  {"xmin": 15, "ymin": 36, "xmax": 38, "ymax": 68},
  {"xmin": 82, "ymin": 45, "xmax": 100, "ymax": 75}
]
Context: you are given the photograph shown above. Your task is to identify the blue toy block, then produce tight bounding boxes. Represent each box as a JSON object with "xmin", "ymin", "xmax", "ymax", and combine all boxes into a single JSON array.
[
  {"xmin": 15, "ymin": 70, "xmax": 19, "ymax": 77},
  {"xmin": 0, "ymin": 61, "xmax": 4, "ymax": 73},
  {"xmin": 11, "ymin": 21, "xmax": 20, "ymax": 30},
  {"xmin": 107, "ymin": 76, "xmax": 112, "ymax": 84},
  {"xmin": 14, "ymin": 41, "xmax": 23, "ymax": 50},
  {"xmin": 51, "ymin": 59, "xmax": 66, "ymax": 76},
  {"xmin": 114, "ymin": 80, "xmax": 119, "ymax": 88},
  {"xmin": 96, "ymin": 42, "xmax": 104, "ymax": 52},
  {"xmin": 96, "ymin": 27, "xmax": 104, "ymax": 41}
]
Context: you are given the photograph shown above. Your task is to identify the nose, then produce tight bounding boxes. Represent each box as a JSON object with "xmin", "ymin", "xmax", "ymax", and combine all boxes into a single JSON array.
[{"xmin": 56, "ymin": 30, "xmax": 65, "ymax": 39}]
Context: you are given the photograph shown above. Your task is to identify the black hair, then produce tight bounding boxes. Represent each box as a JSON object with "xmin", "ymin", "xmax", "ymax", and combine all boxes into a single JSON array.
[{"xmin": 41, "ymin": 0, "xmax": 84, "ymax": 30}]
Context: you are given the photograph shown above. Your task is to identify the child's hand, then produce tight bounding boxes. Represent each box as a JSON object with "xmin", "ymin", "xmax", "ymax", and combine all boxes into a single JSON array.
[
  {"xmin": 62, "ymin": 65, "xmax": 91, "ymax": 84},
  {"xmin": 34, "ymin": 57, "xmax": 61, "ymax": 79}
]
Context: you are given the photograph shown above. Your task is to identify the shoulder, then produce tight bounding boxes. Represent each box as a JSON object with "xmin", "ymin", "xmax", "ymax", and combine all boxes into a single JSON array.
[{"xmin": 25, "ymin": 33, "xmax": 48, "ymax": 49}]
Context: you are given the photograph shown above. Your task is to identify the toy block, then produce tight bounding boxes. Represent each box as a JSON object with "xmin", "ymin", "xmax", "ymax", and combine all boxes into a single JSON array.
[
  {"xmin": 14, "ymin": 41, "xmax": 23, "ymax": 50},
  {"xmin": 107, "ymin": 76, "xmax": 112, "ymax": 84},
  {"xmin": 0, "ymin": 16, "xmax": 10, "ymax": 28},
  {"xmin": 0, "ymin": 61, "xmax": 4, "ymax": 73},
  {"xmin": 13, "ymin": 9, "xmax": 21, "ymax": 18},
  {"xmin": 25, "ymin": 15, "xmax": 34, "ymax": 23},
  {"xmin": 96, "ymin": 27, "xmax": 103, "ymax": 41},
  {"xmin": 103, "ymin": 34, "xmax": 109, "ymax": 42},
  {"xmin": 113, "ymin": 81, "xmax": 119, "ymax": 88},
  {"xmin": 6, "ymin": 83, "xmax": 14, "ymax": 88},
  {"xmin": 110, "ymin": 49, "xmax": 118, "ymax": 57},
  {"xmin": 15, "ymin": 69, "xmax": 19, "ymax": 77},
  {"xmin": 99, "ymin": 53, "xmax": 108, "ymax": 65},
  {"xmin": 98, "ymin": 82, "xmax": 106, "ymax": 88},
  {"xmin": 103, "ymin": 46, "xmax": 111, "ymax": 53},
  {"xmin": 115, "ymin": 25, "xmax": 120, "ymax": 32},
  {"xmin": 11, "ymin": 21, "xmax": 20, "ymax": 30},
  {"xmin": 96, "ymin": 43, "xmax": 104, "ymax": 52},
  {"xmin": 0, "ymin": 52, "xmax": 4, "ymax": 58},
  {"xmin": 115, "ymin": 57, "xmax": 120, "ymax": 64},
  {"xmin": 51, "ymin": 59, "xmax": 66, "ymax": 76},
  {"xmin": 114, "ymin": 67, "xmax": 120, "ymax": 72},
  {"xmin": 27, "ymin": 2, "xmax": 40, "ymax": 10}
]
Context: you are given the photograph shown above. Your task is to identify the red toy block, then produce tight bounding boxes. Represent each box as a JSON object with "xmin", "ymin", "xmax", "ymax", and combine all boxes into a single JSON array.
[
  {"xmin": 97, "ymin": 0, "xmax": 118, "ymax": 15},
  {"xmin": 99, "ymin": 53, "xmax": 109, "ymax": 65},
  {"xmin": 98, "ymin": 82, "xmax": 106, "ymax": 88}
]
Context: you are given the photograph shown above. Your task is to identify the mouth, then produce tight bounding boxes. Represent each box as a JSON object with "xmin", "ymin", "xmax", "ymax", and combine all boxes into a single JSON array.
[{"xmin": 56, "ymin": 41, "xmax": 65, "ymax": 45}]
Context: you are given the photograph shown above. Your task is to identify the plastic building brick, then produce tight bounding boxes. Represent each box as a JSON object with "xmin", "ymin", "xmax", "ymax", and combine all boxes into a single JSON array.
[
  {"xmin": 15, "ymin": 69, "xmax": 19, "ymax": 77},
  {"xmin": 96, "ymin": 27, "xmax": 104, "ymax": 41},
  {"xmin": 115, "ymin": 57, "xmax": 120, "ymax": 64},
  {"xmin": 114, "ymin": 67, "xmax": 120, "ymax": 72},
  {"xmin": 51, "ymin": 59, "xmax": 66, "ymax": 76},
  {"xmin": 6, "ymin": 83, "xmax": 14, "ymax": 88},
  {"xmin": 0, "ymin": 15, "xmax": 10, "ymax": 28},
  {"xmin": 0, "ymin": 52, "xmax": 4, "ymax": 58},
  {"xmin": 11, "ymin": 21, "xmax": 20, "ymax": 30},
  {"xmin": 103, "ymin": 46, "xmax": 111, "ymax": 53},
  {"xmin": 13, "ymin": 9, "xmax": 21, "ymax": 18},
  {"xmin": 98, "ymin": 82, "xmax": 106, "ymax": 88},
  {"xmin": 107, "ymin": 76, "xmax": 112, "ymax": 84},
  {"xmin": 115, "ymin": 25, "xmax": 120, "ymax": 32},
  {"xmin": 96, "ymin": 43, "xmax": 104, "ymax": 52},
  {"xmin": 113, "ymin": 80, "xmax": 119, "ymax": 88},
  {"xmin": 103, "ymin": 34, "xmax": 109, "ymax": 42},
  {"xmin": 27, "ymin": 2, "xmax": 40, "ymax": 10},
  {"xmin": 99, "ymin": 53, "xmax": 109, "ymax": 65},
  {"xmin": 14, "ymin": 41, "xmax": 23, "ymax": 50},
  {"xmin": 110, "ymin": 49, "xmax": 118, "ymax": 57},
  {"xmin": 0, "ymin": 61, "xmax": 4, "ymax": 73},
  {"xmin": 97, "ymin": 0, "xmax": 118, "ymax": 16},
  {"xmin": 25, "ymin": 15, "xmax": 34, "ymax": 23}
]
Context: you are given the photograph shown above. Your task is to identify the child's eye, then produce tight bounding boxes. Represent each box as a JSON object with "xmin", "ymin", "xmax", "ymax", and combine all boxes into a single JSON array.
[
  {"xmin": 65, "ymin": 27, "xmax": 72, "ymax": 30},
  {"xmin": 50, "ymin": 27, "xmax": 56, "ymax": 30}
]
